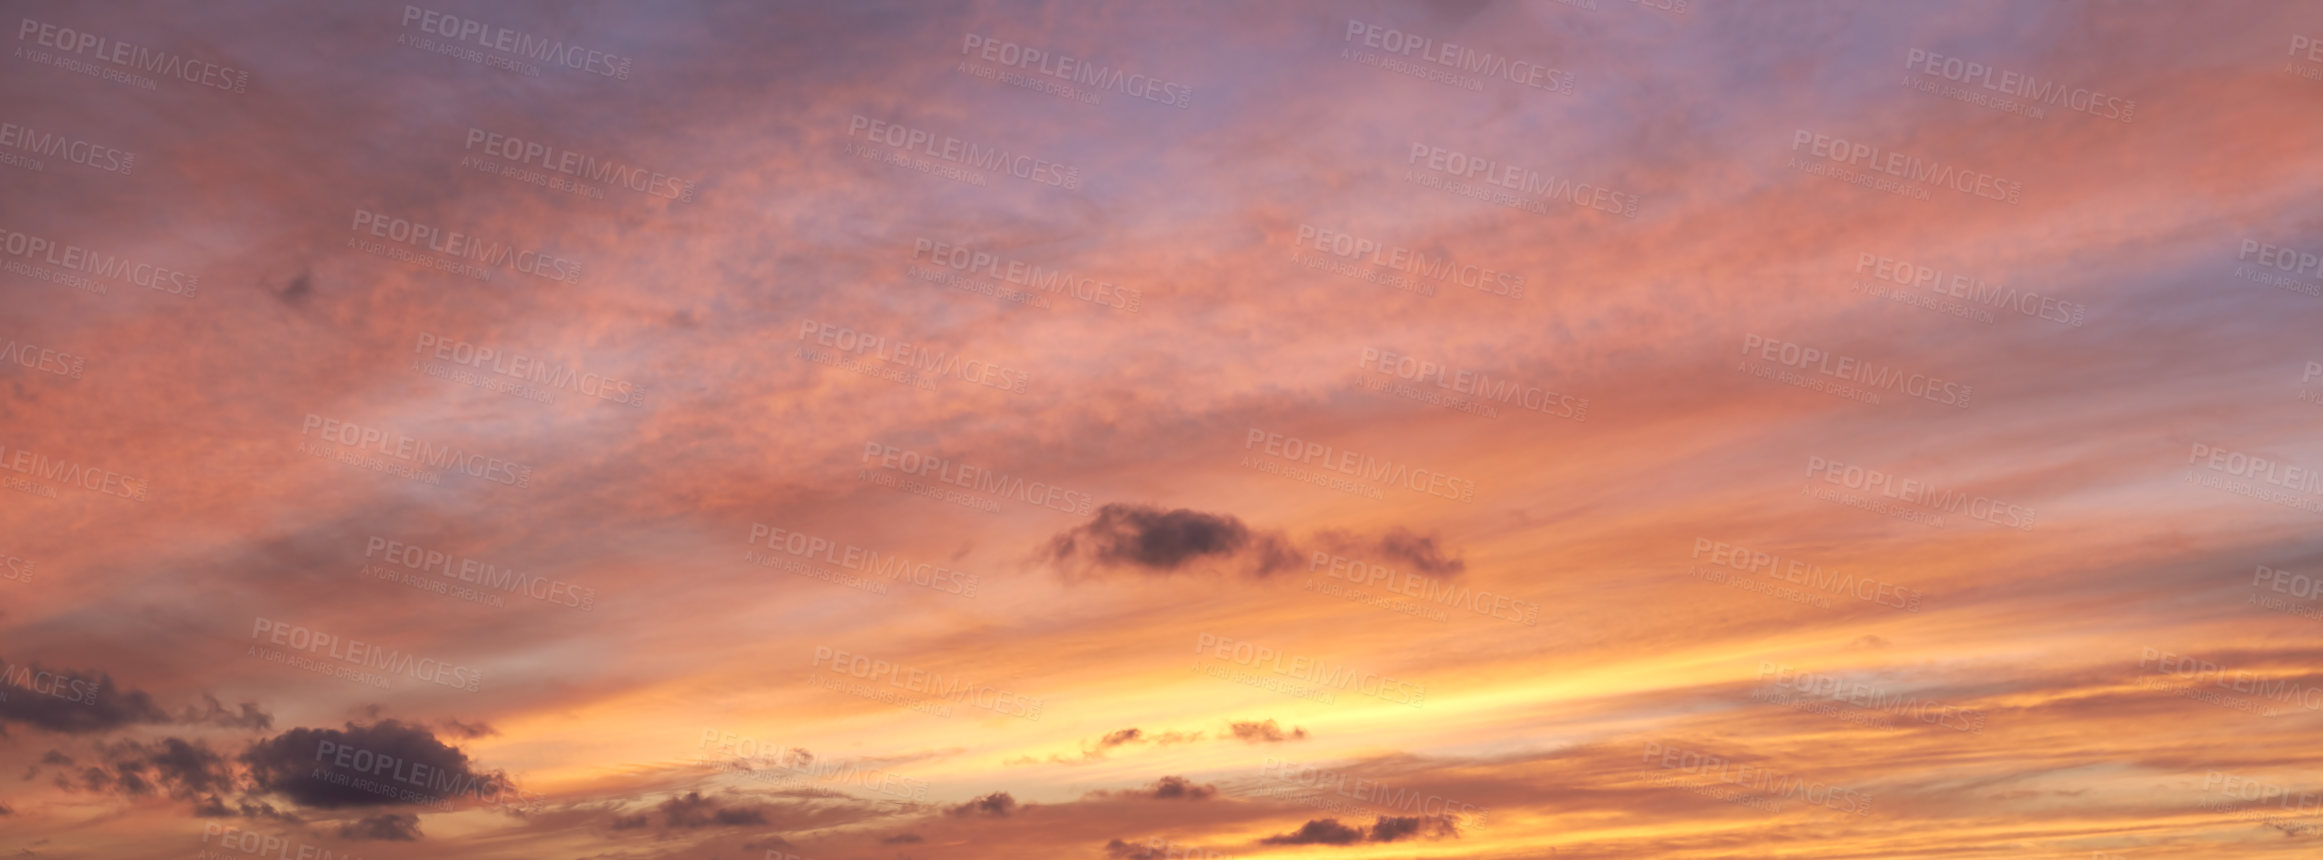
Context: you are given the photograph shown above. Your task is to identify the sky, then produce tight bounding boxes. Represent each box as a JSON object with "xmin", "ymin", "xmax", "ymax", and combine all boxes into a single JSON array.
[{"xmin": 4, "ymin": 0, "xmax": 2323, "ymax": 857}]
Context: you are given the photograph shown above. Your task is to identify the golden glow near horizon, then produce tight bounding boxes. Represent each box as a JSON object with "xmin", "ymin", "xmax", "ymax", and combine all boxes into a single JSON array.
[{"xmin": 5, "ymin": 1, "xmax": 2323, "ymax": 857}]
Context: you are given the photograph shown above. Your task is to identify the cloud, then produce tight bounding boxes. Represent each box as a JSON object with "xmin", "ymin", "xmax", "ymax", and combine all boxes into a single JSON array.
[
  {"xmin": 1087, "ymin": 775, "xmax": 1218, "ymax": 802},
  {"xmin": 0, "ymin": 661, "xmax": 170, "ymax": 734},
  {"xmin": 73, "ymin": 738, "xmax": 236, "ymax": 806},
  {"xmin": 1258, "ymin": 818, "xmax": 1364, "ymax": 845},
  {"xmin": 1228, "ymin": 719, "xmax": 1308, "ymax": 743},
  {"xmin": 0, "ymin": 662, "xmax": 268, "ymax": 736},
  {"xmin": 240, "ymin": 720, "xmax": 512, "ymax": 810},
  {"xmin": 1104, "ymin": 838, "xmax": 1163, "ymax": 859},
  {"xmin": 338, "ymin": 812, "xmax": 423, "ymax": 840},
  {"xmin": 881, "ymin": 832, "xmax": 924, "ymax": 844},
  {"xmin": 1317, "ymin": 527, "xmax": 1467, "ymax": 577},
  {"xmin": 1009, "ymin": 726, "xmax": 1212, "ymax": 765},
  {"xmin": 638, "ymin": 791, "xmax": 771, "ymax": 828},
  {"xmin": 192, "ymin": 796, "xmax": 301, "ymax": 822},
  {"xmin": 1258, "ymin": 815, "xmax": 1458, "ymax": 845},
  {"xmin": 1369, "ymin": 815, "xmax": 1459, "ymax": 842},
  {"xmin": 176, "ymin": 695, "xmax": 274, "ymax": 732},
  {"xmin": 1045, "ymin": 505, "xmax": 1299, "ymax": 577},
  {"xmin": 946, "ymin": 791, "xmax": 1019, "ymax": 817},
  {"xmin": 1044, "ymin": 506, "xmax": 1468, "ymax": 583},
  {"xmin": 1147, "ymin": 776, "xmax": 1216, "ymax": 800},
  {"xmin": 435, "ymin": 719, "xmax": 496, "ymax": 739}
]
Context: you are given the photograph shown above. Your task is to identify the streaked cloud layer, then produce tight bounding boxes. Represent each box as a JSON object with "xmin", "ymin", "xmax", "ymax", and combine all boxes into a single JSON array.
[{"xmin": 6, "ymin": 0, "xmax": 2323, "ymax": 856}]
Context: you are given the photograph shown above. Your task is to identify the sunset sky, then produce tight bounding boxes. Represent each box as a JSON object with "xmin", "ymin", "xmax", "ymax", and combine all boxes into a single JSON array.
[{"xmin": 7, "ymin": 1, "xmax": 2323, "ymax": 857}]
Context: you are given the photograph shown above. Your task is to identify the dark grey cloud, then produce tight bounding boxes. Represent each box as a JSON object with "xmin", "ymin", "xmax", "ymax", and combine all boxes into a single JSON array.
[
  {"xmin": 1258, "ymin": 818, "xmax": 1364, "ymax": 845},
  {"xmin": 1316, "ymin": 527, "xmax": 1467, "ymax": 577},
  {"xmin": 176, "ymin": 695, "xmax": 275, "ymax": 732},
  {"xmin": 1086, "ymin": 774, "xmax": 1218, "ymax": 802},
  {"xmin": 945, "ymin": 791, "xmax": 1019, "ymax": 817},
  {"xmin": 1258, "ymin": 815, "xmax": 1457, "ymax": 845},
  {"xmin": 1147, "ymin": 775, "xmax": 1216, "ymax": 800},
  {"xmin": 1047, "ymin": 504, "xmax": 1298, "ymax": 575},
  {"xmin": 0, "ymin": 659, "xmax": 169, "ymax": 734},
  {"xmin": 1369, "ymin": 814, "xmax": 1459, "ymax": 842},
  {"xmin": 241, "ymin": 720, "xmax": 512, "ymax": 810},
  {"xmin": 78, "ymin": 738, "xmax": 236, "ymax": 802},
  {"xmin": 1045, "ymin": 506, "xmax": 1466, "ymax": 582},
  {"xmin": 0, "ymin": 659, "xmax": 269, "ymax": 736}
]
